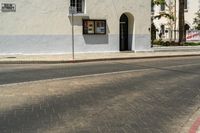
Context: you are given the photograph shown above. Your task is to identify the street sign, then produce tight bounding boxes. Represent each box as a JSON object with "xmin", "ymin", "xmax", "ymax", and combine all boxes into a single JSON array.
[{"xmin": 1, "ymin": 3, "xmax": 16, "ymax": 12}]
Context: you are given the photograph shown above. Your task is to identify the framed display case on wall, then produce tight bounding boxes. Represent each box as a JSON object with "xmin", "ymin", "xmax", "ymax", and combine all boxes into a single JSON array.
[{"xmin": 83, "ymin": 20, "xmax": 106, "ymax": 35}]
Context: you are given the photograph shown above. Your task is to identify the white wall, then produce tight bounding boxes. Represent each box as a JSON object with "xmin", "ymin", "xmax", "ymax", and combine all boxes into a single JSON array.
[
  {"xmin": 0, "ymin": 0, "xmax": 151, "ymax": 54},
  {"xmin": 184, "ymin": 0, "xmax": 200, "ymax": 27},
  {"xmin": 153, "ymin": 0, "xmax": 200, "ymax": 40}
]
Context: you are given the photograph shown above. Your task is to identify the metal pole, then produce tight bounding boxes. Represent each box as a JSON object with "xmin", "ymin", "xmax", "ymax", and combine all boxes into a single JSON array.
[
  {"xmin": 174, "ymin": 0, "xmax": 177, "ymax": 41},
  {"xmin": 72, "ymin": 13, "xmax": 75, "ymax": 60}
]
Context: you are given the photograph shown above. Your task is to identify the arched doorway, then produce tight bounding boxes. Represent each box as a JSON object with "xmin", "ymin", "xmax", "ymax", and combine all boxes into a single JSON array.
[
  {"xmin": 120, "ymin": 14, "xmax": 129, "ymax": 51},
  {"xmin": 184, "ymin": 24, "xmax": 190, "ymax": 40},
  {"xmin": 184, "ymin": 24, "xmax": 190, "ymax": 35}
]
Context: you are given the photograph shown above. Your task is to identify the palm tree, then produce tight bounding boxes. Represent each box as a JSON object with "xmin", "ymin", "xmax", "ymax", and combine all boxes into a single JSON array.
[{"xmin": 178, "ymin": 0, "xmax": 185, "ymax": 44}]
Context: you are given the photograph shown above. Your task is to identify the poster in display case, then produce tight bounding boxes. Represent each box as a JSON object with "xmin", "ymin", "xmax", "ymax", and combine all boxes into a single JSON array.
[
  {"xmin": 95, "ymin": 21, "xmax": 106, "ymax": 34},
  {"xmin": 83, "ymin": 20, "xmax": 95, "ymax": 34}
]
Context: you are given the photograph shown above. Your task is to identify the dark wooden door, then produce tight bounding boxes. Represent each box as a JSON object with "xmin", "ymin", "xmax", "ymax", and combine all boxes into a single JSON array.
[{"xmin": 120, "ymin": 14, "xmax": 128, "ymax": 51}]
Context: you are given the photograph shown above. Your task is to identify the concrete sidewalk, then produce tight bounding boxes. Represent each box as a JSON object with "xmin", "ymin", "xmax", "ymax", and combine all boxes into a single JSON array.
[
  {"xmin": 154, "ymin": 45, "xmax": 200, "ymax": 52},
  {"xmin": 1, "ymin": 46, "xmax": 200, "ymax": 63}
]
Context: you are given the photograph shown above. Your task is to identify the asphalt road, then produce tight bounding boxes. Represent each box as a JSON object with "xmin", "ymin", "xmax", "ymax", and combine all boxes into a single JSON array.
[
  {"xmin": 0, "ymin": 57, "xmax": 200, "ymax": 133},
  {"xmin": 1, "ymin": 56, "xmax": 200, "ymax": 85}
]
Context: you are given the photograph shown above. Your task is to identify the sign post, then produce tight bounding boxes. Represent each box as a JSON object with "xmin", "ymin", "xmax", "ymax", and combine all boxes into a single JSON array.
[{"xmin": 69, "ymin": 6, "xmax": 77, "ymax": 61}]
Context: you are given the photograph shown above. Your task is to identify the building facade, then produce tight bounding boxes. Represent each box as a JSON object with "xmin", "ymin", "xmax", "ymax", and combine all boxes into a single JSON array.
[
  {"xmin": 0, "ymin": 0, "xmax": 151, "ymax": 55},
  {"xmin": 152, "ymin": 0, "xmax": 200, "ymax": 41}
]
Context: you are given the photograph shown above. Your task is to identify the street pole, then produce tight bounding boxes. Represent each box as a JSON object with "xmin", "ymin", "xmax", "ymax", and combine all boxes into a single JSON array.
[
  {"xmin": 174, "ymin": 0, "xmax": 177, "ymax": 41},
  {"xmin": 72, "ymin": 12, "xmax": 75, "ymax": 61}
]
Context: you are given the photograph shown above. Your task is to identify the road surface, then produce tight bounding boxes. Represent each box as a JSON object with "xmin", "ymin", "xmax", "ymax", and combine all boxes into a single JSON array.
[{"xmin": 0, "ymin": 57, "xmax": 200, "ymax": 133}]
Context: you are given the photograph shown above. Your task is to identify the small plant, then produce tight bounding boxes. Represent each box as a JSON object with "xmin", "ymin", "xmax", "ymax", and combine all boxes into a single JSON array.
[
  {"xmin": 184, "ymin": 42, "xmax": 200, "ymax": 46},
  {"xmin": 152, "ymin": 38, "xmax": 200, "ymax": 46},
  {"xmin": 152, "ymin": 39, "xmax": 164, "ymax": 45}
]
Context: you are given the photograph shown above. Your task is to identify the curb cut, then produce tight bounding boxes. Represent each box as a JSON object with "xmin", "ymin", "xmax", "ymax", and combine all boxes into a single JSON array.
[{"xmin": 0, "ymin": 54, "xmax": 200, "ymax": 64}]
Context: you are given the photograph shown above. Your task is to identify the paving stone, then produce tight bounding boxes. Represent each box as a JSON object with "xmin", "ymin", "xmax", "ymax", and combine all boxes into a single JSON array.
[{"xmin": 0, "ymin": 58, "xmax": 200, "ymax": 132}]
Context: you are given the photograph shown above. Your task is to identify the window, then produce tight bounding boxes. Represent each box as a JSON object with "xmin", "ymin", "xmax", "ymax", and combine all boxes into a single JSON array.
[
  {"xmin": 70, "ymin": 0, "xmax": 85, "ymax": 13},
  {"xmin": 160, "ymin": 25, "xmax": 165, "ymax": 34},
  {"xmin": 160, "ymin": 4, "xmax": 165, "ymax": 11},
  {"xmin": 184, "ymin": 0, "xmax": 188, "ymax": 9},
  {"xmin": 83, "ymin": 20, "xmax": 106, "ymax": 35},
  {"xmin": 151, "ymin": 5, "xmax": 155, "ymax": 15},
  {"xmin": 151, "ymin": 0, "xmax": 154, "ymax": 13}
]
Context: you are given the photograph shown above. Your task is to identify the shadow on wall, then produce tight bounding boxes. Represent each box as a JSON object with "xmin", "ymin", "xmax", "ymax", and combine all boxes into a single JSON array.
[
  {"xmin": 128, "ymin": 35, "xmax": 133, "ymax": 50},
  {"xmin": 83, "ymin": 35, "xmax": 109, "ymax": 45},
  {"xmin": 68, "ymin": 16, "xmax": 89, "ymax": 26},
  {"xmin": 83, "ymin": 23, "xmax": 110, "ymax": 45}
]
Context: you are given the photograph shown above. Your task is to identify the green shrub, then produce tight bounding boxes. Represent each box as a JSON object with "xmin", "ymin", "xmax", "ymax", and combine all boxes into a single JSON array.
[
  {"xmin": 152, "ymin": 39, "xmax": 164, "ymax": 45},
  {"xmin": 152, "ymin": 40, "xmax": 200, "ymax": 46},
  {"xmin": 164, "ymin": 41, "xmax": 170, "ymax": 46},
  {"xmin": 152, "ymin": 40, "xmax": 180, "ymax": 46},
  {"xmin": 184, "ymin": 42, "xmax": 200, "ymax": 46}
]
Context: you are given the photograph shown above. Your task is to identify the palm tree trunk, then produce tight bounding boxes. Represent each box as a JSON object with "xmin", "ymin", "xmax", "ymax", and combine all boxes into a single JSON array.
[{"xmin": 178, "ymin": 0, "xmax": 185, "ymax": 44}]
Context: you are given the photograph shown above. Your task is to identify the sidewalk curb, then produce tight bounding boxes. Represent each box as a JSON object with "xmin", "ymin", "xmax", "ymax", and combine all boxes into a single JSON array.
[
  {"xmin": 0, "ymin": 54, "xmax": 200, "ymax": 64},
  {"xmin": 181, "ymin": 107, "xmax": 200, "ymax": 133}
]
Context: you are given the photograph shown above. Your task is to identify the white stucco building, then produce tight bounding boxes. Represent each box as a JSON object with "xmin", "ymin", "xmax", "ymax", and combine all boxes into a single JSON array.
[
  {"xmin": 152, "ymin": 0, "xmax": 200, "ymax": 41},
  {"xmin": 0, "ymin": 0, "xmax": 151, "ymax": 55}
]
